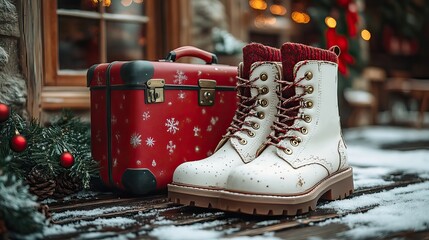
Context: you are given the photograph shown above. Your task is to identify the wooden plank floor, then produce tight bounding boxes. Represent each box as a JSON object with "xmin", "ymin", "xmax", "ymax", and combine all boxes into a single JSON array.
[{"xmin": 41, "ymin": 173, "xmax": 428, "ymax": 240}]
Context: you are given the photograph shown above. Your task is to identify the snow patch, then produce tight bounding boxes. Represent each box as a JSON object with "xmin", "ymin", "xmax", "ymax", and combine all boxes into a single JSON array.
[{"xmin": 320, "ymin": 182, "xmax": 429, "ymax": 239}]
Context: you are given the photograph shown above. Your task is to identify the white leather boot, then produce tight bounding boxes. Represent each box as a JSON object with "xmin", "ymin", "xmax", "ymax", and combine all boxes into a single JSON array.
[
  {"xmin": 219, "ymin": 43, "xmax": 354, "ymax": 215},
  {"xmin": 168, "ymin": 44, "xmax": 282, "ymax": 209}
]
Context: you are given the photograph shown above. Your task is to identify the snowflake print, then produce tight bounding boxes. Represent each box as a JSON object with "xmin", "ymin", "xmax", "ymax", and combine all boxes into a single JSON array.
[
  {"xmin": 195, "ymin": 146, "xmax": 200, "ymax": 152},
  {"xmin": 142, "ymin": 111, "xmax": 150, "ymax": 121},
  {"xmin": 177, "ymin": 91, "xmax": 186, "ymax": 100},
  {"xmin": 210, "ymin": 117, "xmax": 219, "ymax": 125},
  {"xmin": 159, "ymin": 170, "xmax": 165, "ymax": 176},
  {"xmin": 165, "ymin": 118, "xmax": 179, "ymax": 134},
  {"xmin": 152, "ymin": 160, "xmax": 157, "ymax": 167},
  {"xmin": 136, "ymin": 160, "xmax": 142, "ymax": 165},
  {"xmin": 115, "ymin": 132, "xmax": 120, "ymax": 142},
  {"xmin": 193, "ymin": 126, "xmax": 201, "ymax": 136},
  {"xmin": 113, "ymin": 158, "xmax": 118, "ymax": 167},
  {"xmin": 119, "ymin": 103, "xmax": 124, "ymax": 109},
  {"xmin": 111, "ymin": 115, "xmax": 117, "ymax": 124},
  {"xmin": 96, "ymin": 72, "xmax": 102, "ymax": 85},
  {"xmin": 130, "ymin": 133, "xmax": 142, "ymax": 148},
  {"xmin": 96, "ymin": 130, "xmax": 102, "ymax": 142},
  {"xmin": 207, "ymin": 125, "xmax": 213, "ymax": 132},
  {"xmin": 122, "ymin": 94, "xmax": 126, "ymax": 100},
  {"xmin": 146, "ymin": 137, "xmax": 156, "ymax": 147},
  {"xmin": 174, "ymin": 70, "xmax": 188, "ymax": 84},
  {"xmin": 202, "ymin": 109, "xmax": 207, "ymax": 115},
  {"xmin": 167, "ymin": 141, "xmax": 176, "ymax": 155}
]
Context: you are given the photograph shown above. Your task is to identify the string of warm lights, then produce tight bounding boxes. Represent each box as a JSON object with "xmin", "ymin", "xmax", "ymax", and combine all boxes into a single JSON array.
[{"xmin": 248, "ymin": 0, "xmax": 371, "ymax": 41}]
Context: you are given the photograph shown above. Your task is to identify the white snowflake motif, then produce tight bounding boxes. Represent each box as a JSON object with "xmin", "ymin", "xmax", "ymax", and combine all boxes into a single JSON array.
[
  {"xmin": 195, "ymin": 146, "xmax": 200, "ymax": 152},
  {"xmin": 146, "ymin": 137, "xmax": 156, "ymax": 147},
  {"xmin": 166, "ymin": 141, "xmax": 176, "ymax": 155},
  {"xmin": 152, "ymin": 160, "xmax": 157, "ymax": 167},
  {"xmin": 96, "ymin": 72, "xmax": 102, "ymax": 86},
  {"xmin": 165, "ymin": 118, "xmax": 179, "ymax": 134},
  {"xmin": 96, "ymin": 130, "xmax": 102, "ymax": 142},
  {"xmin": 202, "ymin": 109, "xmax": 207, "ymax": 115},
  {"xmin": 122, "ymin": 94, "xmax": 126, "ymax": 100},
  {"xmin": 111, "ymin": 115, "xmax": 117, "ymax": 125},
  {"xmin": 116, "ymin": 148, "xmax": 120, "ymax": 155},
  {"xmin": 119, "ymin": 103, "xmax": 124, "ymax": 109},
  {"xmin": 207, "ymin": 125, "xmax": 213, "ymax": 132},
  {"xmin": 159, "ymin": 170, "xmax": 165, "ymax": 176},
  {"xmin": 177, "ymin": 91, "xmax": 186, "ymax": 101},
  {"xmin": 142, "ymin": 111, "xmax": 150, "ymax": 121},
  {"xmin": 115, "ymin": 132, "xmax": 120, "ymax": 142},
  {"xmin": 113, "ymin": 158, "xmax": 118, "ymax": 167},
  {"xmin": 193, "ymin": 126, "xmax": 201, "ymax": 137},
  {"xmin": 210, "ymin": 117, "xmax": 219, "ymax": 125},
  {"xmin": 174, "ymin": 70, "xmax": 188, "ymax": 84},
  {"xmin": 136, "ymin": 160, "xmax": 142, "ymax": 165},
  {"xmin": 130, "ymin": 133, "xmax": 142, "ymax": 148}
]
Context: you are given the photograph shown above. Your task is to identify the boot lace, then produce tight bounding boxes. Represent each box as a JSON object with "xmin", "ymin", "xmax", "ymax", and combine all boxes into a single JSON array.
[
  {"xmin": 266, "ymin": 70, "xmax": 311, "ymax": 151},
  {"xmin": 223, "ymin": 62, "xmax": 266, "ymax": 141}
]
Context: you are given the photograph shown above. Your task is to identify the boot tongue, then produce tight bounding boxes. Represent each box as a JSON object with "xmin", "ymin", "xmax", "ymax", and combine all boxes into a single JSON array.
[{"xmin": 280, "ymin": 43, "xmax": 338, "ymax": 125}]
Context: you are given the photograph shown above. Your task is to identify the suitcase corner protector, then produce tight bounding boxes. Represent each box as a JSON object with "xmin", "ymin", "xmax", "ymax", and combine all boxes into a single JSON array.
[{"xmin": 122, "ymin": 168, "xmax": 157, "ymax": 195}]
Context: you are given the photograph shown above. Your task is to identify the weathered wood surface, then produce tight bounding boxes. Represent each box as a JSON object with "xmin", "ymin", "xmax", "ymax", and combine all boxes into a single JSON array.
[{"xmin": 41, "ymin": 173, "xmax": 428, "ymax": 240}]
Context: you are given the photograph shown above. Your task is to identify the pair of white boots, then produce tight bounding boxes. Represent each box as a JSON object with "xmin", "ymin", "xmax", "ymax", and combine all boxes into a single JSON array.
[{"xmin": 168, "ymin": 42, "xmax": 354, "ymax": 216}]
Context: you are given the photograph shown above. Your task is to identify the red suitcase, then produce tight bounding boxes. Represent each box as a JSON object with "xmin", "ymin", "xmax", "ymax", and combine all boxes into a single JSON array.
[{"xmin": 87, "ymin": 46, "xmax": 237, "ymax": 194}]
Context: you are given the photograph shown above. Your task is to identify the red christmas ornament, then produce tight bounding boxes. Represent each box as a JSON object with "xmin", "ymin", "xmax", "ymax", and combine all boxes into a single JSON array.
[
  {"xmin": 60, "ymin": 152, "xmax": 75, "ymax": 168},
  {"xmin": 10, "ymin": 133, "xmax": 27, "ymax": 152},
  {"xmin": 0, "ymin": 103, "xmax": 10, "ymax": 123}
]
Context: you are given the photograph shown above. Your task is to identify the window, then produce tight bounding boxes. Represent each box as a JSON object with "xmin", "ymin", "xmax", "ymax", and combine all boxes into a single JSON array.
[{"xmin": 43, "ymin": 0, "xmax": 156, "ymax": 86}]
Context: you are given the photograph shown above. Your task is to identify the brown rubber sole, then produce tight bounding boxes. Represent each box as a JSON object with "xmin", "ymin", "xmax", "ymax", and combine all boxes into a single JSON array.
[
  {"xmin": 218, "ymin": 168, "xmax": 354, "ymax": 216},
  {"xmin": 168, "ymin": 184, "xmax": 222, "ymax": 209}
]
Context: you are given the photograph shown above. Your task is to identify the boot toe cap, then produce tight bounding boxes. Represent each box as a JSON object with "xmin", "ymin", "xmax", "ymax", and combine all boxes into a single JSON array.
[{"xmin": 225, "ymin": 158, "xmax": 329, "ymax": 195}]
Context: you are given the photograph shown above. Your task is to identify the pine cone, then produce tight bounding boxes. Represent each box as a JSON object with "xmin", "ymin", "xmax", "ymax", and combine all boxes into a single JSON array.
[
  {"xmin": 52, "ymin": 172, "xmax": 82, "ymax": 198},
  {"xmin": 26, "ymin": 167, "xmax": 56, "ymax": 200}
]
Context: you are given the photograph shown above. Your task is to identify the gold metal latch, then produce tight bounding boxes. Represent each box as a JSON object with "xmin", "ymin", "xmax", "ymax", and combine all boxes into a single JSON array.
[
  {"xmin": 198, "ymin": 79, "xmax": 216, "ymax": 106},
  {"xmin": 146, "ymin": 79, "xmax": 165, "ymax": 103}
]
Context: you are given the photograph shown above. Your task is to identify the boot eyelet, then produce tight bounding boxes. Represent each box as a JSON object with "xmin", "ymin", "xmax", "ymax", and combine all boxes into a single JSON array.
[
  {"xmin": 305, "ymin": 100, "xmax": 313, "ymax": 109},
  {"xmin": 305, "ymin": 71, "xmax": 313, "ymax": 80},
  {"xmin": 247, "ymin": 131, "xmax": 255, "ymax": 137},
  {"xmin": 301, "ymin": 127, "xmax": 308, "ymax": 135},
  {"xmin": 303, "ymin": 114, "xmax": 312, "ymax": 123},
  {"xmin": 259, "ymin": 86, "xmax": 269, "ymax": 95},
  {"xmin": 305, "ymin": 86, "xmax": 314, "ymax": 94},
  {"xmin": 284, "ymin": 148, "xmax": 293, "ymax": 155},
  {"xmin": 252, "ymin": 122, "xmax": 260, "ymax": 130},
  {"xmin": 259, "ymin": 99, "xmax": 268, "ymax": 107},
  {"xmin": 257, "ymin": 112, "xmax": 265, "ymax": 119},
  {"xmin": 239, "ymin": 138, "xmax": 248, "ymax": 145},
  {"xmin": 260, "ymin": 72, "xmax": 268, "ymax": 81},
  {"xmin": 290, "ymin": 137, "xmax": 301, "ymax": 147}
]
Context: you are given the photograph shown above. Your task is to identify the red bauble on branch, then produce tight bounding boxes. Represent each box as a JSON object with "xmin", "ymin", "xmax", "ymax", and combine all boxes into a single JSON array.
[
  {"xmin": 60, "ymin": 152, "xmax": 75, "ymax": 168},
  {"xmin": 10, "ymin": 132, "xmax": 27, "ymax": 152},
  {"xmin": 0, "ymin": 103, "xmax": 10, "ymax": 123}
]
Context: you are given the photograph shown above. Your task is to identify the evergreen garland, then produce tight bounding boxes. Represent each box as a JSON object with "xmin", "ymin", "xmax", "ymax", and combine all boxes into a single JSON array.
[
  {"xmin": 0, "ymin": 110, "xmax": 98, "ymax": 190},
  {"xmin": 0, "ymin": 108, "xmax": 99, "ymax": 235}
]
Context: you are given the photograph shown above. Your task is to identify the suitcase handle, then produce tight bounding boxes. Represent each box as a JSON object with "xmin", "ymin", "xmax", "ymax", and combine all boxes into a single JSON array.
[{"xmin": 165, "ymin": 46, "xmax": 218, "ymax": 64}]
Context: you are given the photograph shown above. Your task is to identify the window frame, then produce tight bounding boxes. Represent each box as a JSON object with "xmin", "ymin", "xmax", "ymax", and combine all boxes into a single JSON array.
[{"xmin": 42, "ymin": 0, "xmax": 157, "ymax": 87}]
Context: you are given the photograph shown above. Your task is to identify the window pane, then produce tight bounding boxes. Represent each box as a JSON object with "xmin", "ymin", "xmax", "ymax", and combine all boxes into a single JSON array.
[
  {"xmin": 58, "ymin": 16, "xmax": 100, "ymax": 70},
  {"xmin": 105, "ymin": 0, "xmax": 145, "ymax": 16},
  {"xmin": 106, "ymin": 21, "xmax": 146, "ymax": 62},
  {"xmin": 57, "ymin": 0, "xmax": 100, "ymax": 12}
]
